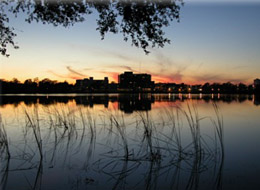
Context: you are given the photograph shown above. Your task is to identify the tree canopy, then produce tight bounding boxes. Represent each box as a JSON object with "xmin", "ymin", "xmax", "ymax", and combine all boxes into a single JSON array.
[{"xmin": 0, "ymin": 0, "xmax": 183, "ymax": 57}]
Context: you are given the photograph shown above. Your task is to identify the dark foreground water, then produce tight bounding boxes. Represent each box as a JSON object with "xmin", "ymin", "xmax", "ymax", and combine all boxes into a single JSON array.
[{"xmin": 0, "ymin": 94, "xmax": 260, "ymax": 190}]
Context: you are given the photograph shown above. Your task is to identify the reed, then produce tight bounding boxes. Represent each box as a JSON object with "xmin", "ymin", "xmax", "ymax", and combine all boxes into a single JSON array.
[
  {"xmin": 211, "ymin": 103, "xmax": 224, "ymax": 157},
  {"xmin": 211, "ymin": 103, "xmax": 225, "ymax": 189},
  {"xmin": 110, "ymin": 113, "xmax": 129, "ymax": 160},
  {"xmin": 81, "ymin": 108, "xmax": 97, "ymax": 169},
  {"xmin": 164, "ymin": 107, "xmax": 183, "ymax": 158},
  {"xmin": 24, "ymin": 106, "xmax": 43, "ymax": 160},
  {"xmin": 0, "ymin": 114, "xmax": 10, "ymax": 159},
  {"xmin": 0, "ymin": 101, "xmax": 226, "ymax": 190},
  {"xmin": 181, "ymin": 104, "xmax": 203, "ymax": 158},
  {"xmin": 139, "ymin": 111, "xmax": 162, "ymax": 161}
]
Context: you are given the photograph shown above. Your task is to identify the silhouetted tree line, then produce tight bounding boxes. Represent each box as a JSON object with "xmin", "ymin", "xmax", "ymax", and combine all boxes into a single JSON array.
[
  {"xmin": 202, "ymin": 82, "xmax": 254, "ymax": 93},
  {"xmin": 1, "ymin": 78, "xmax": 259, "ymax": 94},
  {"xmin": 201, "ymin": 82, "xmax": 260, "ymax": 94},
  {"xmin": 154, "ymin": 82, "xmax": 258, "ymax": 94},
  {"xmin": 0, "ymin": 78, "xmax": 73, "ymax": 93}
]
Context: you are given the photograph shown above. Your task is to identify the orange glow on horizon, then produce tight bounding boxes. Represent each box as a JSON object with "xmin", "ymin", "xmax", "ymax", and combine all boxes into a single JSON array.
[
  {"xmin": 152, "ymin": 76, "xmax": 176, "ymax": 83},
  {"xmin": 1, "ymin": 72, "xmax": 251, "ymax": 85}
]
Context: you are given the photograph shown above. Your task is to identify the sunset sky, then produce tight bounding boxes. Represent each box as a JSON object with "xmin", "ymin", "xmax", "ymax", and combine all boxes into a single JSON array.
[{"xmin": 1, "ymin": 1, "xmax": 260, "ymax": 84}]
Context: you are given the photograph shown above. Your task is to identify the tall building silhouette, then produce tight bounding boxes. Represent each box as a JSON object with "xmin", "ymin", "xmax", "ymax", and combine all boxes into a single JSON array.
[
  {"xmin": 75, "ymin": 77, "xmax": 109, "ymax": 91},
  {"xmin": 118, "ymin": 72, "xmax": 154, "ymax": 91},
  {"xmin": 254, "ymin": 78, "xmax": 260, "ymax": 93},
  {"xmin": 254, "ymin": 78, "xmax": 260, "ymax": 87}
]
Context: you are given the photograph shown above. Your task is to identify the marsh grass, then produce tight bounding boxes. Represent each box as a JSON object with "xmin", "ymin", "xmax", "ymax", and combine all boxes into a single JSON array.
[
  {"xmin": 164, "ymin": 107, "xmax": 183, "ymax": 158},
  {"xmin": 109, "ymin": 112, "xmax": 129, "ymax": 160},
  {"xmin": 0, "ymin": 157, "xmax": 9, "ymax": 190},
  {"xmin": 0, "ymin": 114, "xmax": 10, "ymax": 159},
  {"xmin": 79, "ymin": 108, "xmax": 97, "ymax": 170},
  {"xmin": 93, "ymin": 102, "xmax": 224, "ymax": 190},
  {"xmin": 25, "ymin": 106, "xmax": 43, "ymax": 160},
  {"xmin": 212, "ymin": 103, "xmax": 224, "ymax": 158},
  {"xmin": 139, "ymin": 111, "xmax": 162, "ymax": 162},
  {"xmin": 0, "ymin": 114, "xmax": 10, "ymax": 190},
  {"xmin": 0, "ymin": 101, "xmax": 225, "ymax": 190},
  {"xmin": 211, "ymin": 103, "xmax": 224, "ymax": 189}
]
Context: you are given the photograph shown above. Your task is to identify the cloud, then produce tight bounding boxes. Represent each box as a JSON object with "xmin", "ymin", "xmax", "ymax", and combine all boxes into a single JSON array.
[
  {"xmin": 146, "ymin": 50, "xmax": 190, "ymax": 82},
  {"xmin": 100, "ymin": 71, "xmax": 119, "ymax": 82},
  {"xmin": 143, "ymin": 64, "xmax": 187, "ymax": 83},
  {"xmin": 110, "ymin": 53, "xmax": 135, "ymax": 62},
  {"xmin": 66, "ymin": 66, "xmax": 86, "ymax": 77},
  {"xmin": 47, "ymin": 70, "xmax": 83, "ymax": 80},
  {"xmin": 47, "ymin": 70, "xmax": 67, "ymax": 79},
  {"xmin": 104, "ymin": 57, "xmax": 187, "ymax": 83},
  {"xmin": 154, "ymin": 50, "xmax": 172, "ymax": 67},
  {"xmin": 232, "ymin": 65, "xmax": 250, "ymax": 71},
  {"xmin": 191, "ymin": 73, "xmax": 250, "ymax": 84},
  {"xmin": 105, "ymin": 63, "xmax": 183, "ymax": 83},
  {"xmin": 48, "ymin": 66, "xmax": 88, "ymax": 80},
  {"xmin": 197, "ymin": 63, "xmax": 204, "ymax": 70},
  {"xmin": 62, "ymin": 60, "xmax": 81, "ymax": 64},
  {"xmin": 150, "ymin": 72, "xmax": 183, "ymax": 83},
  {"xmin": 65, "ymin": 44, "xmax": 190, "ymax": 84},
  {"xmin": 97, "ymin": 48, "xmax": 141, "ymax": 63},
  {"xmin": 113, "ymin": 65, "xmax": 139, "ymax": 72},
  {"xmin": 119, "ymin": 66, "xmax": 134, "ymax": 71},
  {"xmin": 69, "ymin": 44, "xmax": 139, "ymax": 63},
  {"xmin": 83, "ymin": 68, "xmax": 93, "ymax": 71}
]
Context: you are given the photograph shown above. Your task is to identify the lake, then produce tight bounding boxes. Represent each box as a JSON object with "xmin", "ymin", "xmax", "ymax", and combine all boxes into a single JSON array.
[{"xmin": 0, "ymin": 94, "xmax": 260, "ymax": 190}]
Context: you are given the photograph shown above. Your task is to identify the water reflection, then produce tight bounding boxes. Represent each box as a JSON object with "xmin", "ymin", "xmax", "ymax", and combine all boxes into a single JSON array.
[
  {"xmin": 118, "ymin": 94, "xmax": 154, "ymax": 113},
  {"xmin": 0, "ymin": 94, "xmax": 259, "ymax": 112},
  {"xmin": 0, "ymin": 94, "xmax": 260, "ymax": 190},
  {"xmin": 253, "ymin": 95, "xmax": 260, "ymax": 106},
  {"xmin": 75, "ymin": 96, "xmax": 110, "ymax": 108}
]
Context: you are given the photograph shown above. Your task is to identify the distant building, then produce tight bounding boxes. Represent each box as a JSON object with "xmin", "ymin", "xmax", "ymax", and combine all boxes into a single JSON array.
[
  {"xmin": 118, "ymin": 94, "xmax": 154, "ymax": 113},
  {"xmin": 154, "ymin": 83, "xmax": 177, "ymax": 92},
  {"xmin": 108, "ymin": 82, "xmax": 118, "ymax": 91},
  {"xmin": 118, "ymin": 72, "xmax": 154, "ymax": 91},
  {"xmin": 254, "ymin": 78, "xmax": 260, "ymax": 93},
  {"xmin": 254, "ymin": 78, "xmax": 260, "ymax": 87},
  {"xmin": 75, "ymin": 77, "xmax": 109, "ymax": 91},
  {"xmin": 75, "ymin": 96, "xmax": 109, "ymax": 108}
]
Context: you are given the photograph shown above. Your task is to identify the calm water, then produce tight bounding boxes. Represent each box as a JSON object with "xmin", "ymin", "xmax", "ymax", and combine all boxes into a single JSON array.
[{"xmin": 0, "ymin": 94, "xmax": 260, "ymax": 190}]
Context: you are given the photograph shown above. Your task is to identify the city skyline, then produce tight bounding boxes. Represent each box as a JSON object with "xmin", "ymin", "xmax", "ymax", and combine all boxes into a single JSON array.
[
  {"xmin": 1, "ymin": 71, "xmax": 260, "ymax": 94},
  {"xmin": 1, "ymin": 70, "xmax": 259, "ymax": 85},
  {"xmin": 1, "ymin": 1, "xmax": 260, "ymax": 84}
]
